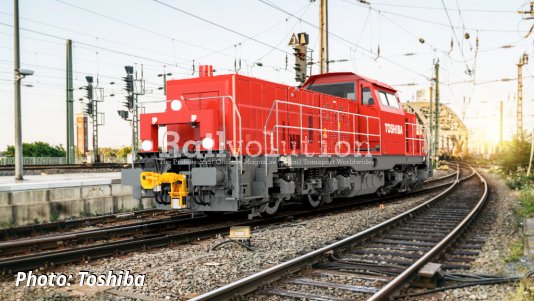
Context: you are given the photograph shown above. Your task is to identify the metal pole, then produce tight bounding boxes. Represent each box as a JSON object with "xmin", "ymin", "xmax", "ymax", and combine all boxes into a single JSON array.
[
  {"xmin": 517, "ymin": 54, "xmax": 527, "ymax": 139},
  {"xmin": 499, "ymin": 100, "xmax": 503, "ymax": 146},
  {"xmin": 428, "ymin": 85, "xmax": 433, "ymax": 139},
  {"xmin": 14, "ymin": 0, "xmax": 23, "ymax": 180},
  {"xmin": 434, "ymin": 61, "xmax": 440, "ymax": 165},
  {"xmin": 319, "ymin": 0, "xmax": 328, "ymax": 74},
  {"xmin": 163, "ymin": 72, "xmax": 167, "ymax": 95},
  {"xmin": 66, "ymin": 39, "xmax": 75, "ymax": 164},
  {"xmin": 92, "ymin": 98, "xmax": 99, "ymax": 163},
  {"xmin": 527, "ymin": 133, "xmax": 533, "ymax": 176},
  {"xmin": 133, "ymin": 94, "xmax": 139, "ymax": 158}
]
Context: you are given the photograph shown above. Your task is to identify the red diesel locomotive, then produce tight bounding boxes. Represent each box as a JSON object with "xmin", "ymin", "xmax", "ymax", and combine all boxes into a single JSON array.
[{"xmin": 123, "ymin": 66, "xmax": 431, "ymax": 215}]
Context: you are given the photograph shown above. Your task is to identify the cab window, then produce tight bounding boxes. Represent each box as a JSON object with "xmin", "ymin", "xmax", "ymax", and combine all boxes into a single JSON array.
[
  {"xmin": 378, "ymin": 91, "xmax": 400, "ymax": 109},
  {"xmin": 387, "ymin": 94, "xmax": 400, "ymax": 108},
  {"xmin": 361, "ymin": 87, "xmax": 374, "ymax": 105},
  {"xmin": 378, "ymin": 91, "xmax": 390, "ymax": 106},
  {"xmin": 307, "ymin": 82, "xmax": 356, "ymax": 101}
]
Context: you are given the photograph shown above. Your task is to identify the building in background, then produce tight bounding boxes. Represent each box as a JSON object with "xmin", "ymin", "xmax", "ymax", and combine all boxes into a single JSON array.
[
  {"xmin": 416, "ymin": 88, "xmax": 430, "ymax": 103},
  {"xmin": 76, "ymin": 112, "xmax": 88, "ymax": 156}
]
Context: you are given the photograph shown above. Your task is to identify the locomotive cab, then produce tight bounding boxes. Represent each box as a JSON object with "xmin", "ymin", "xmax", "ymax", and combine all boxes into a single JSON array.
[{"xmin": 303, "ymin": 72, "xmax": 409, "ymax": 156}]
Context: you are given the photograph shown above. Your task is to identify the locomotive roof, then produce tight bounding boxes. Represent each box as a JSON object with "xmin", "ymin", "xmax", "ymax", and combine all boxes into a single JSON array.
[{"xmin": 304, "ymin": 72, "xmax": 396, "ymax": 92}]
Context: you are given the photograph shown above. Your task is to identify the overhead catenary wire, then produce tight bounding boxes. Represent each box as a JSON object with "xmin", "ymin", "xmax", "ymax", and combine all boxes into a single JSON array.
[
  {"xmin": 152, "ymin": 0, "xmax": 299, "ymax": 59},
  {"xmin": 54, "ymin": 0, "xmax": 222, "ymax": 59},
  {"xmin": 53, "ymin": 0, "xmax": 315, "ymax": 71},
  {"xmin": 0, "ymin": 11, "xmax": 187, "ymax": 63},
  {"xmin": 441, "ymin": 0, "xmax": 472, "ymax": 76},
  {"xmin": 343, "ymin": 0, "xmax": 528, "ymax": 33},
  {"xmin": 361, "ymin": 2, "xmax": 517, "ymax": 13},
  {"xmin": 257, "ymin": 0, "xmax": 430, "ymax": 80}
]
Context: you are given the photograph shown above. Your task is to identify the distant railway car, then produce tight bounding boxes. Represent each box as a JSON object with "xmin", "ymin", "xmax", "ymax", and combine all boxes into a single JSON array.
[{"xmin": 123, "ymin": 66, "xmax": 431, "ymax": 216}]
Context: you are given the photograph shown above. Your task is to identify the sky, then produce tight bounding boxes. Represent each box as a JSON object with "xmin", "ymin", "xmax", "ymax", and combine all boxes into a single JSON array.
[{"xmin": 1, "ymin": 0, "xmax": 534, "ymax": 151}]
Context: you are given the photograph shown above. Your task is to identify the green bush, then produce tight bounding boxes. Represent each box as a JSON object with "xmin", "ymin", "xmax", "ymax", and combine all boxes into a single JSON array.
[
  {"xmin": 3, "ymin": 142, "xmax": 66, "ymax": 157},
  {"xmin": 516, "ymin": 189, "xmax": 534, "ymax": 218},
  {"xmin": 506, "ymin": 171, "xmax": 534, "ymax": 190},
  {"xmin": 499, "ymin": 136, "xmax": 532, "ymax": 175}
]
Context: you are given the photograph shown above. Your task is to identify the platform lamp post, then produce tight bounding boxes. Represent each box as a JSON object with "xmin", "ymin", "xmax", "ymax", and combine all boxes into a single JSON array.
[{"xmin": 14, "ymin": 0, "xmax": 34, "ymax": 180}]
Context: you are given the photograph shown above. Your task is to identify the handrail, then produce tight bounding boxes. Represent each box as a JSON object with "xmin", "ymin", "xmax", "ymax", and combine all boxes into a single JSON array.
[
  {"xmin": 264, "ymin": 99, "xmax": 382, "ymax": 156},
  {"xmin": 405, "ymin": 122, "xmax": 426, "ymax": 156},
  {"xmin": 182, "ymin": 95, "xmax": 243, "ymax": 200}
]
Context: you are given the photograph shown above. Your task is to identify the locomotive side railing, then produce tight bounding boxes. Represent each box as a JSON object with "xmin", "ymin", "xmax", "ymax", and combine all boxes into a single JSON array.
[
  {"xmin": 183, "ymin": 95, "xmax": 243, "ymax": 200},
  {"xmin": 405, "ymin": 122, "xmax": 426, "ymax": 156},
  {"xmin": 264, "ymin": 99, "xmax": 382, "ymax": 157},
  {"xmin": 141, "ymin": 96, "xmax": 243, "ymax": 200}
]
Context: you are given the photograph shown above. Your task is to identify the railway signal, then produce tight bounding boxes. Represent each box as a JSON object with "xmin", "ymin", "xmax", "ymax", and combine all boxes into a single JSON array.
[
  {"xmin": 120, "ymin": 65, "xmax": 145, "ymax": 165},
  {"xmin": 289, "ymin": 32, "xmax": 309, "ymax": 84},
  {"xmin": 117, "ymin": 110, "xmax": 129, "ymax": 120},
  {"xmin": 123, "ymin": 66, "xmax": 134, "ymax": 110},
  {"xmin": 84, "ymin": 102, "xmax": 93, "ymax": 116},
  {"xmin": 83, "ymin": 75, "xmax": 101, "ymax": 163},
  {"xmin": 84, "ymin": 76, "xmax": 93, "ymax": 100}
]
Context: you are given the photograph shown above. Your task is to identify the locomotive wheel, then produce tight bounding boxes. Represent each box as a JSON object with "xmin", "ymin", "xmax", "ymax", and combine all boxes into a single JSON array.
[
  {"xmin": 305, "ymin": 194, "xmax": 322, "ymax": 208},
  {"xmin": 263, "ymin": 199, "xmax": 281, "ymax": 216},
  {"xmin": 322, "ymin": 195, "xmax": 333, "ymax": 204},
  {"xmin": 376, "ymin": 187, "xmax": 387, "ymax": 197}
]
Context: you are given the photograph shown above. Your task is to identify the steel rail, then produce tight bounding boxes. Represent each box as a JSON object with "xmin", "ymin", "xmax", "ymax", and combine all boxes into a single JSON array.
[
  {"xmin": 0, "ymin": 173, "xmax": 457, "ymax": 273},
  {"xmin": 0, "ymin": 209, "xmax": 178, "ymax": 241},
  {"xmin": 0, "ymin": 176, "xmax": 457, "ymax": 256},
  {"xmin": 367, "ymin": 167, "xmax": 488, "ymax": 300},
  {"xmin": 188, "ymin": 166, "xmax": 470, "ymax": 301},
  {"xmin": 0, "ymin": 163, "xmax": 126, "ymax": 171}
]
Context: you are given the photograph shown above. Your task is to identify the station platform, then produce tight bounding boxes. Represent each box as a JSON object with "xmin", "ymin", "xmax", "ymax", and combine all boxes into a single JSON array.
[
  {"xmin": 0, "ymin": 172, "xmax": 152, "ymax": 227},
  {"xmin": 0, "ymin": 172, "xmax": 121, "ymax": 192}
]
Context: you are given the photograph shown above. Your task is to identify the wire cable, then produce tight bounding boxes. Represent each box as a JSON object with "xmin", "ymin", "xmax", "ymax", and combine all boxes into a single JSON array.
[
  {"xmin": 152, "ymin": 0, "xmax": 294, "ymax": 58},
  {"xmin": 441, "ymin": 0, "xmax": 472, "ymax": 76},
  {"xmin": 258, "ymin": 0, "xmax": 430, "ymax": 79}
]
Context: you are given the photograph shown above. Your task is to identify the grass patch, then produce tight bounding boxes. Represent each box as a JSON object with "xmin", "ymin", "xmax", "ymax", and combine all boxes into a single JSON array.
[
  {"xmin": 507, "ymin": 277, "xmax": 534, "ymax": 301},
  {"xmin": 506, "ymin": 239, "xmax": 525, "ymax": 263},
  {"xmin": 515, "ymin": 190, "xmax": 534, "ymax": 218}
]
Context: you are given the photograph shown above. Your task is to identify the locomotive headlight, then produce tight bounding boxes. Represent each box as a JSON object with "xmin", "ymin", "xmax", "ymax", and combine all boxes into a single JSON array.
[
  {"xmin": 201, "ymin": 137, "xmax": 214, "ymax": 149},
  {"xmin": 141, "ymin": 140, "xmax": 153, "ymax": 151},
  {"xmin": 170, "ymin": 99, "xmax": 182, "ymax": 111}
]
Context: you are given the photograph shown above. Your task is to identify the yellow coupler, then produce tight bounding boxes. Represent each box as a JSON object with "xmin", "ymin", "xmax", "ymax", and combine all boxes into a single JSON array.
[{"xmin": 140, "ymin": 172, "xmax": 188, "ymax": 209}]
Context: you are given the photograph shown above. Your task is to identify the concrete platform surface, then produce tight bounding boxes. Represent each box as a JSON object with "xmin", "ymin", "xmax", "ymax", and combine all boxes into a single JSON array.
[{"xmin": 0, "ymin": 172, "xmax": 122, "ymax": 192}]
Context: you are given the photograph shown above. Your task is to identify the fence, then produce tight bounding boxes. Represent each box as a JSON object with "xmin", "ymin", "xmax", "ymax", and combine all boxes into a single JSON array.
[{"xmin": 0, "ymin": 157, "xmax": 128, "ymax": 165}]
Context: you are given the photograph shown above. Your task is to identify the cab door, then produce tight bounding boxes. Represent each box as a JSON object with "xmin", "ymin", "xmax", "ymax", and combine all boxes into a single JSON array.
[{"xmin": 357, "ymin": 82, "xmax": 381, "ymax": 154}]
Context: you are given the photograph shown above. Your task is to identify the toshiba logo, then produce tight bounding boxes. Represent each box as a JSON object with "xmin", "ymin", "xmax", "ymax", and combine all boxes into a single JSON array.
[{"xmin": 385, "ymin": 123, "xmax": 403, "ymax": 135}]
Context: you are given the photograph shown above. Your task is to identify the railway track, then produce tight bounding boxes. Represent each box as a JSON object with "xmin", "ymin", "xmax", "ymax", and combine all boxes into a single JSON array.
[
  {"xmin": 0, "ymin": 167, "xmax": 456, "ymax": 242},
  {"xmin": 0, "ymin": 209, "xmax": 187, "ymax": 241},
  {"xmin": 0, "ymin": 171, "xmax": 457, "ymax": 273},
  {"xmin": 189, "ymin": 165, "xmax": 487, "ymax": 301},
  {"xmin": 0, "ymin": 163, "xmax": 127, "ymax": 171}
]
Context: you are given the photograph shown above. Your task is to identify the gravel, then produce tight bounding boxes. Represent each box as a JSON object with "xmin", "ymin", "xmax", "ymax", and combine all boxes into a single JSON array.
[
  {"xmin": 397, "ymin": 169, "xmax": 530, "ymax": 301},
  {"xmin": 0, "ymin": 184, "xmax": 444, "ymax": 300}
]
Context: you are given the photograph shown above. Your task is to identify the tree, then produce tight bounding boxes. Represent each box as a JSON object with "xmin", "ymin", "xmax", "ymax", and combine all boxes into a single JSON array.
[
  {"xmin": 117, "ymin": 146, "xmax": 132, "ymax": 158},
  {"xmin": 99, "ymin": 147, "xmax": 118, "ymax": 158},
  {"xmin": 4, "ymin": 142, "xmax": 66, "ymax": 157},
  {"xmin": 499, "ymin": 135, "xmax": 532, "ymax": 175}
]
